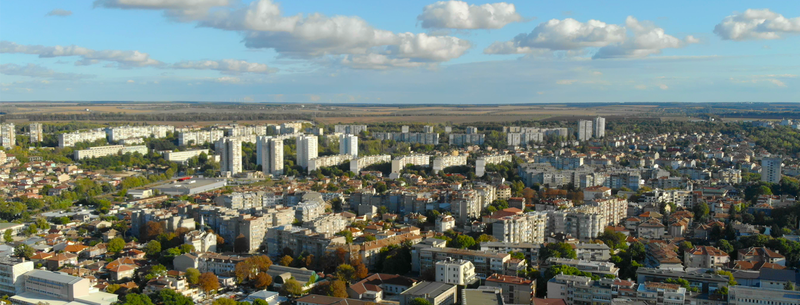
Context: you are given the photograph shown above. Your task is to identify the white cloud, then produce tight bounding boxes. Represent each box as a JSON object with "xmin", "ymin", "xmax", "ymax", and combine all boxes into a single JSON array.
[
  {"xmin": 635, "ymin": 84, "xmax": 647, "ymax": 90},
  {"xmin": 730, "ymin": 76, "xmax": 789, "ymax": 87},
  {"xmin": 417, "ymin": 1, "xmax": 522, "ymax": 29},
  {"xmin": 714, "ymin": 9, "xmax": 800, "ymax": 41},
  {"xmin": 484, "ymin": 18, "xmax": 626, "ymax": 54},
  {"xmin": 127, "ymin": 80, "xmax": 135, "ymax": 83},
  {"xmin": 172, "ymin": 59, "xmax": 276, "ymax": 74},
  {"xmin": 0, "ymin": 41, "xmax": 163, "ymax": 68},
  {"xmin": 93, "ymin": 0, "xmax": 230, "ymax": 20},
  {"xmin": 98, "ymin": 0, "xmax": 470, "ymax": 69},
  {"xmin": 768, "ymin": 79, "xmax": 786, "ymax": 87},
  {"xmin": 0, "ymin": 63, "xmax": 94, "ymax": 80},
  {"xmin": 46, "ymin": 9, "xmax": 73, "ymax": 17},
  {"xmin": 556, "ymin": 79, "xmax": 577, "ymax": 85},
  {"xmin": 215, "ymin": 76, "xmax": 241, "ymax": 83},
  {"xmin": 659, "ymin": 84, "xmax": 669, "ymax": 90},
  {"xmin": 485, "ymin": 16, "xmax": 696, "ymax": 59}
]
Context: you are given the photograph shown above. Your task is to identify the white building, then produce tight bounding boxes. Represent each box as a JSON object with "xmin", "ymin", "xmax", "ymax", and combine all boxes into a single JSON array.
[
  {"xmin": 11, "ymin": 270, "xmax": 118, "ymax": 305},
  {"xmin": 593, "ymin": 117, "xmax": 605, "ymax": 138},
  {"xmin": 729, "ymin": 285, "xmax": 800, "ymax": 305},
  {"xmin": 184, "ymin": 230, "xmax": 217, "ymax": 253},
  {"xmin": 435, "ymin": 258, "xmax": 477, "ymax": 286},
  {"xmin": 163, "ymin": 149, "xmax": 210, "ymax": 164},
  {"xmin": 391, "ymin": 154, "xmax": 430, "ymax": 173},
  {"xmin": 296, "ymin": 135, "xmax": 318, "ymax": 169},
  {"xmin": 257, "ymin": 136, "xmax": 284, "ymax": 176},
  {"xmin": 0, "ymin": 123, "xmax": 14, "ymax": 148},
  {"xmin": 476, "ymin": 155, "xmax": 512, "ymax": 177},
  {"xmin": 339, "ymin": 134, "xmax": 358, "ymax": 156},
  {"xmin": 449, "ymin": 133, "xmax": 485, "ymax": 146},
  {"xmin": 74, "ymin": 145, "xmax": 148, "ymax": 160},
  {"xmin": 423, "ymin": 126, "xmax": 435, "ymax": 133},
  {"xmin": 29, "ymin": 123, "xmax": 42, "ymax": 143},
  {"xmin": 578, "ymin": 120, "xmax": 593, "ymax": 141},
  {"xmin": 58, "ymin": 129, "xmax": 107, "ymax": 148},
  {"xmin": 432, "ymin": 155, "xmax": 467, "ymax": 174},
  {"xmin": 178, "ymin": 129, "xmax": 225, "ymax": 146},
  {"xmin": 0, "ymin": 257, "xmax": 34, "ymax": 295},
  {"xmin": 106, "ymin": 125, "xmax": 174, "ymax": 142},
  {"xmin": 334, "ymin": 125, "xmax": 367, "ymax": 135},
  {"xmin": 217, "ymin": 137, "xmax": 242, "ymax": 176},
  {"xmin": 435, "ymin": 215, "xmax": 456, "ymax": 233},
  {"xmin": 350, "ymin": 155, "xmax": 391, "ymax": 173},
  {"xmin": 492, "ymin": 212, "xmax": 548, "ymax": 244},
  {"xmin": 307, "ymin": 154, "xmax": 353, "ymax": 174},
  {"xmin": 761, "ymin": 157, "xmax": 782, "ymax": 184}
]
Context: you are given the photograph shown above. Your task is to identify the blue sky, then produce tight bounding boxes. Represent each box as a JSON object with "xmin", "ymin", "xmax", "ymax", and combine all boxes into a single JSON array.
[{"xmin": 1, "ymin": 0, "xmax": 798, "ymax": 103}]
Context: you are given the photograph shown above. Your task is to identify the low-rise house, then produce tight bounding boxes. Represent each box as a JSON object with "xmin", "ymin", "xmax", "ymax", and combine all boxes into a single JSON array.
[
  {"xmin": 684, "ymin": 246, "xmax": 729, "ymax": 268},
  {"xmin": 485, "ymin": 273, "xmax": 535, "ymax": 305},
  {"xmin": 348, "ymin": 273, "xmax": 419, "ymax": 302},
  {"xmin": 45, "ymin": 252, "xmax": 78, "ymax": 270}
]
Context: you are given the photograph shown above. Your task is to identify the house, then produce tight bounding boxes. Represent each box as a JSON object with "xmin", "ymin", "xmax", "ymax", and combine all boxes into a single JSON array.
[
  {"xmin": 348, "ymin": 273, "xmax": 419, "ymax": 302},
  {"xmin": 684, "ymin": 246, "xmax": 729, "ymax": 268},
  {"xmin": 736, "ymin": 247, "xmax": 786, "ymax": 267},
  {"xmin": 637, "ymin": 219, "xmax": 665, "ymax": 239},
  {"xmin": 435, "ymin": 215, "xmax": 455, "ymax": 233},
  {"xmin": 45, "ymin": 252, "xmax": 78, "ymax": 270},
  {"xmin": 296, "ymin": 295, "xmax": 374, "ymax": 305}
]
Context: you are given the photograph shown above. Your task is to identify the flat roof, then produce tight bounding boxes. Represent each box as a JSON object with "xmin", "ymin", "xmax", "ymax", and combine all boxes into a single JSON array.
[
  {"xmin": 402, "ymin": 281, "xmax": 454, "ymax": 297},
  {"xmin": 25, "ymin": 270, "xmax": 85, "ymax": 285},
  {"xmin": 463, "ymin": 288, "xmax": 503, "ymax": 305}
]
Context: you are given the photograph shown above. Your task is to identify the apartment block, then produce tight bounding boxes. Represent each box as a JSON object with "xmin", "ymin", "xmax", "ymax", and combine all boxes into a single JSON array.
[
  {"xmin": 58, "ymin": 129, "xmax": 107, "ymax": 148},
  {"xmin": 492, "ymin": 212, "xmax": 548, "ymax": 244},
  {"xmin": 163, "ymin": 149, "xmax": 210, "ymax": 164},
  {"xmin": 106, "ymin": 125, "xmax": 174, "ymax": 142},
  {"xmin": 485, "ymin": 273, "xmax": 535, "ymax": 305},
  {"xmin": 217, "ymin": 137, "xmax": 242, "ymax": 176},
  {"xmin": 334, "ymin": 125, "xmax": 368, "ymax": 135},
  {"xmin": 432, "ymin": 154, "xmax": 467, "ymax": 174},
  {"xmin": 178, "ymin": 129, "xmax": 224, "ymax": 146},
  {"xmin": 476, "ymin": 154, "xmax": 512, "ymax": 177},
  {"xmin": 29, "ymin": 123, "xmax": 42, "ymax": 143},
  {"xmin": 449, "ymin": 133, "xmax": 485, "ymax": 146},
  {"xmin": 339, "ymin": 134, "xmax": 358, "ymax": 156},
  {"xmin": 296, "ymin": 135, "xmax": 318, "ymax": 169},
  {"xmin": 435, "ymin": 258, "xmax": 477, "ymax": 286},
  {"xmin": 73, "ymin": 145, "xmax": 148, "ymax": 160},
  {"xmin": 350, "ymin": 155, "xmax": 391, "ymax": 173},
  {"xmin": 0, "ymin": 123, "xmax": 15, "ymax": 148},
  {"xmin": 391, "ymin": 154, "xmax": 431, "ymax": 173},
  {"xmin": 0, "ymin": 257, "xmax": 34, "ymax": 295},
  {"xmin": 308, "ymin": 154, "xmax": 353, "ymax": 173},
  {"xmin": 374, "ymin": 132, "xmax": 440, "ymax": 145},
  {"xmin": 578, "ymin": 120, "xmax": 593, "ymax": 141},
  {"xmin": 257, "ymin": 136, "xmax": 284, "ymax": 176}
]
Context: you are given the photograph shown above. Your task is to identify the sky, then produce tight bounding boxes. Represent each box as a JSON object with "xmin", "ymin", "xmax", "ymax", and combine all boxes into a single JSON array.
[{"xmin": 0, "ymin": 0, "xmax": 799, "ymax": 104}]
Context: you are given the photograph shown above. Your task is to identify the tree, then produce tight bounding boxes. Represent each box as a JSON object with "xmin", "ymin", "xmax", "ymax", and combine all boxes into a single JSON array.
[
  {"xmin": 352, "ymin": 259, "xmax": 369, "ymax": 280},
  {"xmin": 145, "ymin": 240, "xmax": 162, "ymax": 257},
  {"xmin": 409, "ymin": 298, "xmax": 432, "ymax": 305},
  {"xmin": 141, "ymin": 221, "xmax": 164, "ymax": 242},
  {"xmin": 234, "ymin": 234, "xmax": 248, "ymax": 253},
  {"xmin": 336, "ymin": 264, "xmax": 356, "ymax": 282},
  {"xmin": 212, "ymin": 299, "xmax": 235, "ymax": 305},
  {"xmin": 35, "ymin": 218, "xmax": 50, "ymax": 231},
  {"xmin": 254, "ymin": 272, "xmax": 272, "ymax": 289},
  {"xmin": 281, "ymin": 278, "xmax": 304, "ymax": 296},
  {"xmin": 4, "ymin": 229, "xmax": 12, "ymax": 243},
  {"xmin": 786, "ymin": 281, "xmax": 796, "ymax": 291},
  {"xmin": 14, "ymin": 243, "xmax": 34, "ymax": 258},
  {"xmin": 540, "ymin": 242, "xmax": 577, "ymax": 261},
  {"xmin": 450, "ymin": 235, "xmax": 476, "ymax": 249},
  {"xmin": 155, "ymin": 289, "xmax": 193, "ymax": 305},
  {"xmin": 185, "ymin": 268, "xmax": 201, "ymax": 285},
  {"xmin": 146, "ymin": 264, "xmax": 168, "ymax": 280},
  {"xmin": 694, "ymin": 202, "xmax": 709, "ymax": 221},
  {"xmin": 476, "ymin": 234, "xmax": 496, "ymax": 243},
  {"xmin": 199, "ymin": 272, "xmax": 220, "ymax": 292},
  {"xmin": 106, "ymin": 284, "xmax": 121, "ymax": 294},
  {"xmin": 717, "ymin": 239, "xmax": 734, "ymax": 256},
  {"xmin": 252, "ymin": 300, "xmax": 268, "ymax": 305},
  {"xmin": 120, "ymin": 293, "xmax": 155, "ymax": 305},
  {"xmin": 328, "ymin": 280, "xmax": 348, "ymax": 298},
  {"xmin": 235, "ymin": 255, "xmax": 273, "ymax": 282},
  {"xmin": 108, "ymin": 237, "xmax": 126, "ymax": 254},
  {"xmin": 279, "ymin": 255, "xmax": 294, "ymax": 267}
]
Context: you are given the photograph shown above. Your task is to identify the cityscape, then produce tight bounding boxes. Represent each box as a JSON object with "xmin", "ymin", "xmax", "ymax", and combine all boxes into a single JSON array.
[{"xmin": 1, "ymin": 1, "xmax": 800, "ymax": 305}]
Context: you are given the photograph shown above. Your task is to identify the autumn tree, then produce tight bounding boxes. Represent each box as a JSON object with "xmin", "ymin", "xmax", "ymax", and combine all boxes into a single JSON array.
[
  {"xmin": 328, "ymin": 280, "xmax": 348, "ymax": 298},
  {"xmin": 336, "ymin": 264, "xmax": 356, "ymax": 282},
  {"xmin": 198, "ymin": 272, "xmax": 220, "ymax": 292},
  {"xmin": 185, "ymin": 268, "xmax": 201, "ymax": 285},
  {"xmin": 141, "ymin": 221, "xmax": 164, "ymax": 242},
  {"xmin": 234, "ymin": 255, "xmax": 273, "ymax": 282},
  {"xmin": 279, "ymin": 255, "xmax": 293, "ymax": 267},
  {"xmin": 212, "ymin": 298, "xmax": 236, "ymax": 305},
  {"xmin": 254, "ymin": 272, "xmax": 272, "ymax": 289},
  {"xmin": 281, "ymin": 278, "xmax": 304, "ymax": 296},
  {"xmin": 352, "ymin": 259, "xmax": 369, "ymax": 280}
]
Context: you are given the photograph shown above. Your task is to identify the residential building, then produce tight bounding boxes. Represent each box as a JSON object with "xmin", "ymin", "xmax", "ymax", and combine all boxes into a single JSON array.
[
  {"xmin": 178, "ymin": 129, "xmax": 225, "ymax": 146},
  {"xmin": 350, "ymin": 155, "xmax": 391, "ymax": 173},
  {"xmin": 736, "ymin": 247, "xmax": 786, "ymax": 267},
  {"xmin": 217, "ymin": 137, "xmax": 242, "ymax": 176},
  {"xmin": 184, "ymin": 230, "xmax": 217, "ymax": 252},
  {"xmin": 399, "ymin": 281, "xmax": 457, "ymax": 305},
  {"xmin": 348, "ymin": 273, "xmax": 419, "ymax": 302},
  {"xmin": 29, "ymin": 123, "xmax": 42, "ymax": 143},
  {"xmin": 296, "ymin": 135, "xmax": 319, "ymax": 169},
  {"xmin": 485, "ymin": 273, "xmax": 535, "ymax": 305},
  {"xmin": 578, "ymin": 120, "xmax": 593, "ymax": 141},
  {"xmin": 58, "ymin": 129, "xmax": 107, "ymax": 148},
  {"xmin": 761, "ymin": 157, "xmax": 782, "ymax": 183},
  {"xmin": 392, "ymin": 154, "xmax": 431, "ymax": 173},
  {"xmin": 432, "ymin": 154, "xmax": 467, "ymax": 174},
  {"xmin": 11, "ymin": 270, "xmax": 118, "ymax": 305},
  {"xmin": 106, "ymin": 125, "xmax": 174, "ymax": 142},
  {"xmin": 334, "ymin": 125, "xmax": 367, "ymax": 135},
  {"xmin": 296, "ymin": 295, "xmax": 374, "ymax": 305},
  {"xmin": 593, "ymin": 117, "xmax": 606, "ymax": 138},
  {"xmin": 476, "ymin": 154, "xmax": 512, "ymax": 177},
  {"xmin": 684, "ymin": 246, "xmax": 730, "ymax": 268},
  {"xmin": 413, "ymin": 241, "xmax": 510, "ymax": 277},
  {"xmin": 0, "ymin": 123, "xmax": 15, "ymax": 148},
  {"xmin": 375, "ymin": 132, "xmax": 439, "ymax": 145},
  {"xmin": 545, "ymin": 258, "xmax": 619, "ymax": 277},
  {"xmin": 257, "ymin": 136, "xmax": 284, "ymax": 176},
  {"xmin": 449, "ymin": 133, "xmax": 485, "ymax": 146},
  {"xmin": 74, "ymin": 145, "xmax": 148, "ymax": 160},
  {"xmin": 0, "ymin": 257, "xmax": 34, "ymax": 295},
  {"xmin": 435, "ymin": 258, "xmax": 477, "ymax": 286},
  {"xmin": 480, "ymin": 242, "xmax": 541, "ymax": 263},
  {"xmin": 339, "ymin": 134, "xmax": 358, "ymax": 156},
  {"xmin": 308, "ymin": 154, "xmax": 354, "ymax": 173},
  {"xmin": 163, "ymin": 149, "xmax": 210, "ymax": 164},
  {"xmin": 636, "ymin": 282, "xmax": 685, "ymax": 305},
  {"xmin": 435, "ymin": 215, "xmax": 456, "ymax": 233},
  {"xmin": 492, "ymin": 212, "xmax": 548, "ymax": 244},
  {"xmin": 729, "ymin": 285, "xmax": 800, "ymax": 305}
]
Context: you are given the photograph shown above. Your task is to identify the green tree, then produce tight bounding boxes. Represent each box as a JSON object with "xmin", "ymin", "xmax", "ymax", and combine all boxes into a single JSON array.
[
  {"xmin": 717, "ymin": 240, "xmax": 734, "ymax": 256},
  {"xmin": 335, "ymin": 264, "xmax": 356, "ymax": 282},
  {"xmin": 145, "ymin": 240, "xmax": 162, "ymax": 257},
  {"xmin": 540, "ymin": 242, "xmax": 577, "ymax": 261},
  {"xmin": 120, "ymin": 293, "xmax": 155, "ymax": 305},
  {"xmin": 281, "ymin": 278, "xmax": 304, "ymax": 296},
  {"xmin": 155, "ymin": 289, "xmax": 194, "ymax": 305},
  {"xmin": 108, "ymin": 237, "xmax": 126, "ymax": 254},
  {"xmin": 185, "ymin": 268, "xmax": 201, "ymax": 285},
  {"xmin": 409, "ymin": 298, "xmax": 432, "ymax": 305},
  {"xmin": 252, "ymin": 299, "xmax": 268, "ymax": 305},
  {"xmin": 4, "ymin": 229, "xmax": 13, "ymax": 243},
  {"xmin": 146, "ymin": 264, "xmax": 168, "ymax": 280},
  {"xmin": 212, "ymin": 299, "xmax": 235, "ymax": 305},
  {"xmin": 14, "ymin": 244, "xmax": 34, "ymax": 258},
  {"xmin": 449, "ymin": 235, "xmax": 476, "ymax": 249},
  {"xmin": 694, "ymin": 202, "xmax": 709, "ymax": 221}
]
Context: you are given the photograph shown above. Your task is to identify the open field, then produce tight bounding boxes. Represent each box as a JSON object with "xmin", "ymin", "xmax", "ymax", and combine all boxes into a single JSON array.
[{"xmin": 2, "ymin": 102, "xmax": 798, "ymax": 125}]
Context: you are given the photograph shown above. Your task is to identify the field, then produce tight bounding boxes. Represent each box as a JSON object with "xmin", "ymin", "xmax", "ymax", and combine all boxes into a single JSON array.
[{"xmin": 1, "ymin": 102, "xmax": 797, "ymax": 125}]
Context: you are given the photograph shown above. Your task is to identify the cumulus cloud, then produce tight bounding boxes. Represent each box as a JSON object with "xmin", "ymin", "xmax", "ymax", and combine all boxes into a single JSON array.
[
  {"xmin": 0, "ymin": 41, "xmax": 163, "ymax": 68},
  {"xmin": 98, "ymin": 0, "xmax": 471, "ymax": 69},
  {"xmin": 417, "ymin": 1, "xmax": 522, "ymax": 29},
  {"xmin": 556, "ymin": 79, "xmax": 577, "ymax": 85},
  {"xmin": 46, "ymin": 9, "xmax": 73, "ymax": 17},
  {"xmin": 485, "ymin": 16, "xmax": 696, "ymax": 59},
  {"xmin": 714, "ymin": 9, "xmax": 800, "ymax": 40},
  {"xmin": 0, "ymin": 63, "xmax": 94, "ymax": 80},
  {"xmin": 215, "ymin": 76, "xmax": 241, "ymax": 83},
  {"xmin": 172, "ymin": 59, "xmax": 276, "ymax": 74}
]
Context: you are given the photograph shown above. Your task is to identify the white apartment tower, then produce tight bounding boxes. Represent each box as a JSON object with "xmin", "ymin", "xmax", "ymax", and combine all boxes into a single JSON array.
[
  {"xmin": 0, "ymin": 123, "xmax": 15, "ymax": 148},
  {"xmin": 257, "ymin": 136, "xmax": 284, "ymax": 176},
  {"xmin": 218, "ymin": 137, "xmax": 242, "ymax": 176},
  {"xmin": 29, "ymin": 123, "xmax": 43, "ymax": 143},
  {"xmin": 339, "ymin": 134, "xmax": 358, "ymax": 156},
  {"xmin": 593, "ymin": 116, "xmax": 605, "ymax": 138},
  {"xmin": 296, "ymin": 135, "xmax": 318, "ymax": 169},
  {"xmin": 761, "ymin": 157, "xmax": 782, "ymax": 184},
  {"xmin": 578, "ymin": 120, "xmax": 593, "ymax": 141}
]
